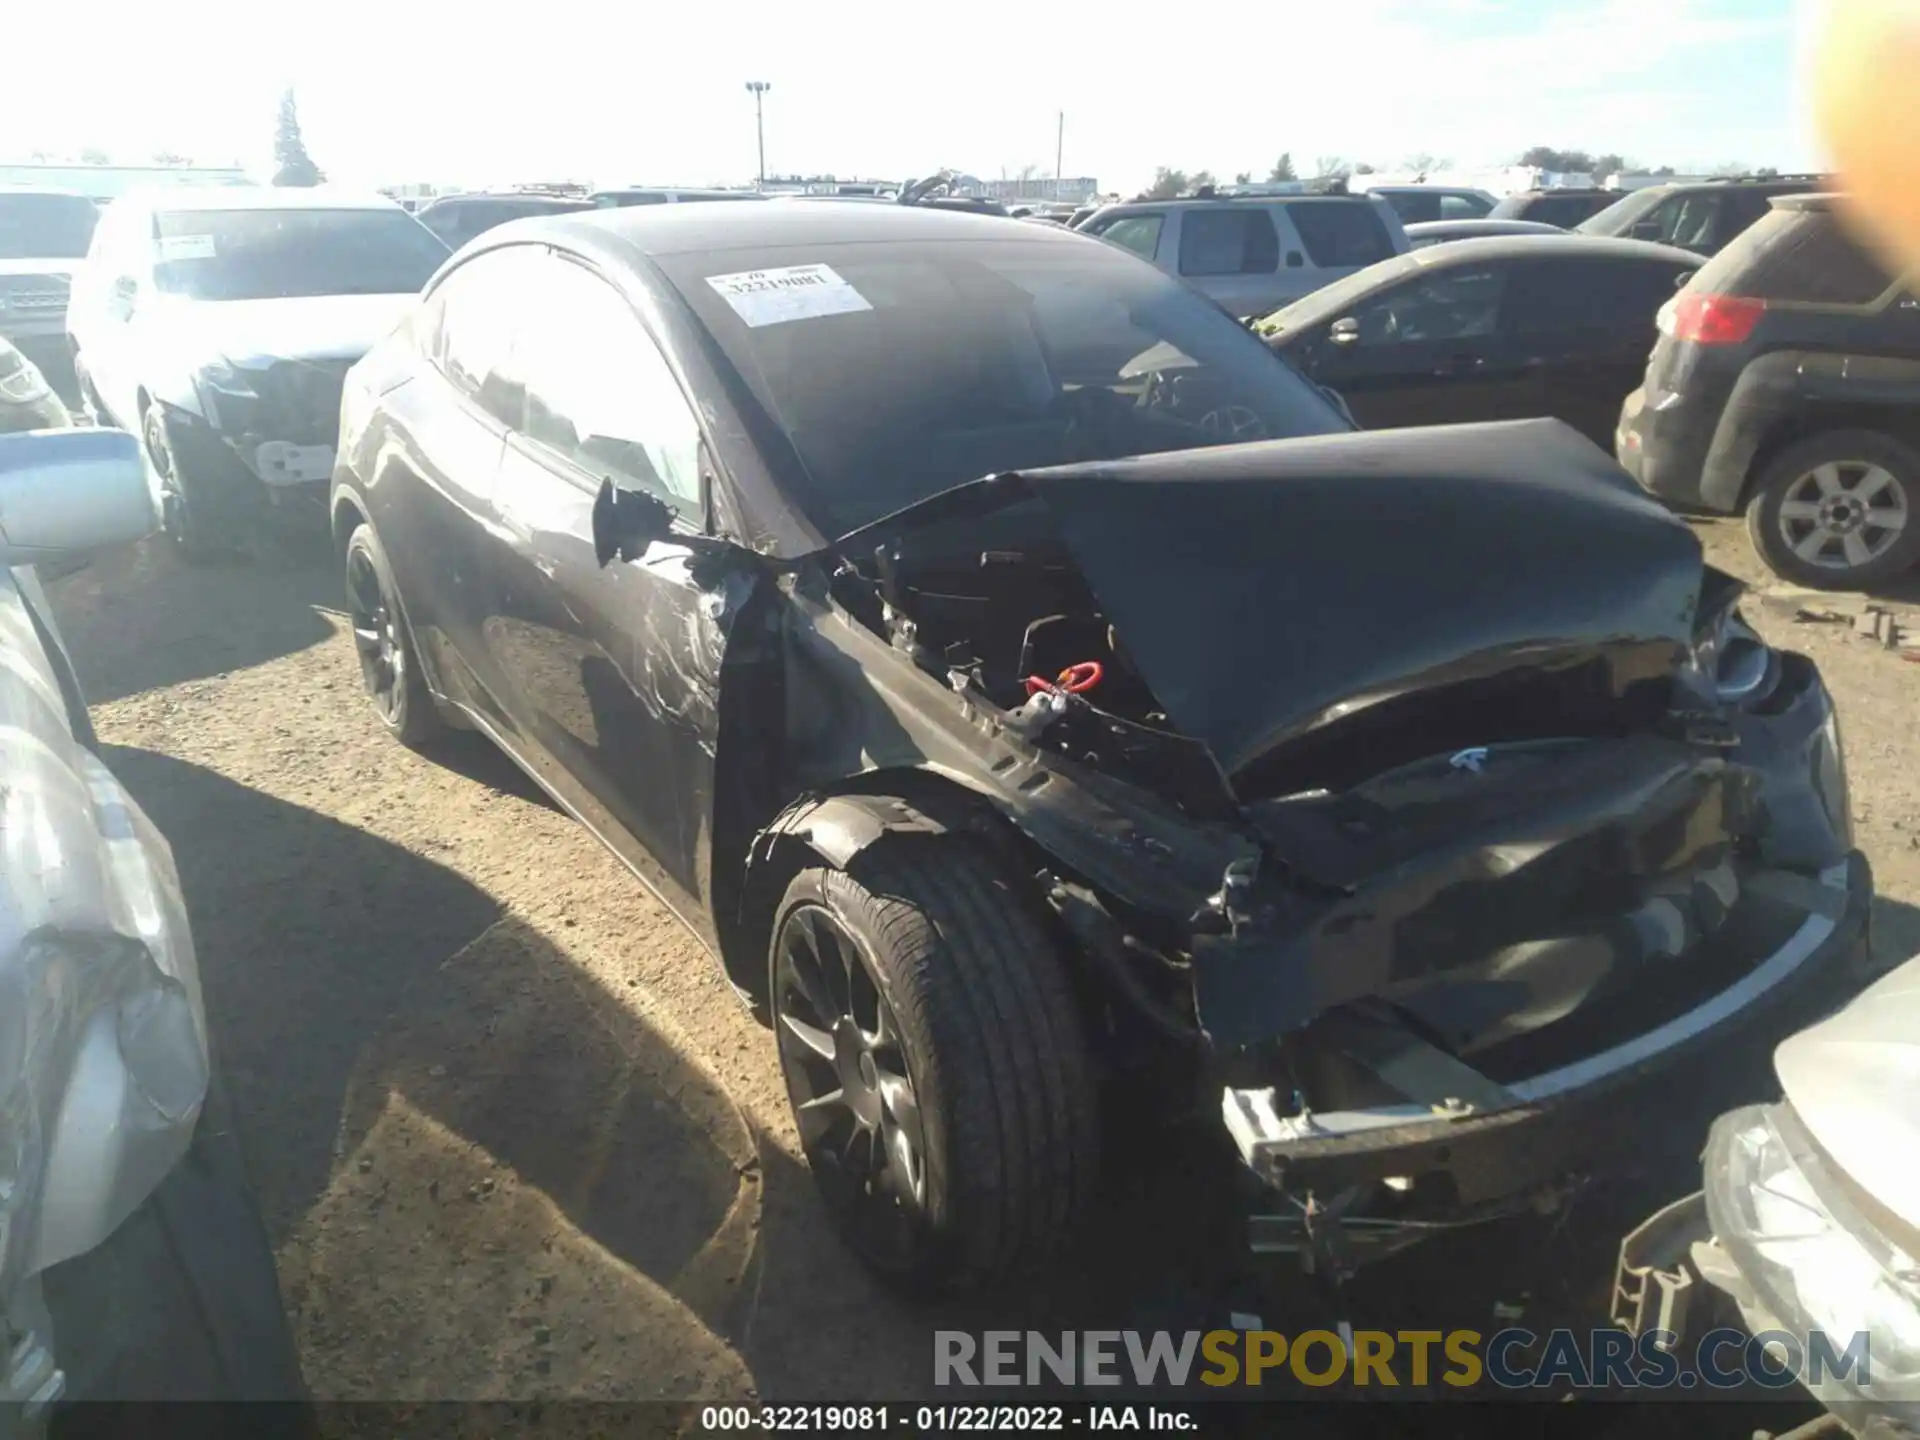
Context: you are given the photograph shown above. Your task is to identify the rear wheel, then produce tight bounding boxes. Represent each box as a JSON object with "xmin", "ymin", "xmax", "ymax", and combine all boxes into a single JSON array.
[
  {"xmin": 769, "ymin": 838, "xmax": 1099, "ymax": 1292},
  {"xmin": 343, "ymin": 522, "xmax": 442, "ymax": 748},
  {"xmin": 1746, "ymin": 430, "xmax": 1920, "ymax": 589}
]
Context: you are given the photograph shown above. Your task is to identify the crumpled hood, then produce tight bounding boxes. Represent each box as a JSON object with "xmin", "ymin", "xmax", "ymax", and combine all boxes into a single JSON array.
[
  {"xmin": 1775, "ymin": 951, "xmax": 1920, "ymax": 1232},
  {"xmin": 162, "ymin": 292, "xmax": 415, "ymax": 370},
  {"xmin": 975, "ymin": 419, "xmax": 1704, "ymax": 783}
]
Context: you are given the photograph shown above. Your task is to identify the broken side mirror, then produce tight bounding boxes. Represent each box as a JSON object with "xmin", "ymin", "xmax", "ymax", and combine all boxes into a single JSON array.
[
  {"xmin": 1329, "ymin": 316, "xmax": 1360, "ymax": 346},
  {"xmin": 591, "ymin": 478, "xmax": 676, "ymax": 567}
]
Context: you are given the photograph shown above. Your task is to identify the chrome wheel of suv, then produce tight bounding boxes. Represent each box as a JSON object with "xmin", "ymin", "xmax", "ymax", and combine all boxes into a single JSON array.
[
  {"xmin": 1776, "ymin": 462, "xmax": 1908, "ymax": 571},
  {"xmin": 1747, "ymin": 429, "xmax": 1920, "ymax": 590}
]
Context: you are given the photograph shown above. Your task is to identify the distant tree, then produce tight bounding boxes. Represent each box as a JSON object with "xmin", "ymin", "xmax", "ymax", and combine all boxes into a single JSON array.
[
  {"xmin": 272, "ymin": 89, "xmax": 325, "ymax": 187},
  {"xmin": 29, "ymin": 150, "xmax": 49, "ymax": 163},
  {"xmin": 1709, "ymin": 161, "xmax": 1749, "ymax": 177},
  {"xmin": 1266, "ymin": 152, "xmax": 1297, "ymax": 182},
  {"xmin": 1016, "ymin": 161, "xmax": 1041, "ymax": 181},
  {"xmin": 1313, "ymin": 154, "xmax": 1351, "ymax": 180},
  {"xmin": 1404, "ymin": 152, "xmax": 1450, "ymax": 175},
  {"xmin": 78, "ymin": 147, "xmax": 110, "ymax": 165},
  {"xmin": 1753, "ymin": 165, "xmax": 1780, "ymax": 178},
  {"xmin": 1189, "ymin": 169, "xmax": 1217, "ymax": 193},
  {"xmin": 1142, "ymin": 167, "xmax": 1188, "ymax": 200},
  {"xmin": 1233, "ymin": 171, "xmax": 1252, "ymax": 185},
  {"xmin": 1520, "ymin": 146, "xmax": 1602, "ymax": 173},
  {"xmin": 1352, "ymin": 161, "xmax": 1377, "ymax": 175},
  {"xmin": 1650, "ymin": 165, "xmax": 1677, "ymax": 176},
  {"xmin": 151, "ymin": 150, "xmax": 192, "ymax": 166},
  {"xmin": 1593, "ymin": 153, "xmax": 1626, "ymax": 178}
]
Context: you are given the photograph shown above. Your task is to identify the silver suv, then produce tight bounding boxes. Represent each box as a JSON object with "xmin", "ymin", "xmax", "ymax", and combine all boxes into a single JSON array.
[{"xmin": 1079, "ymin": 194, "xmax": 1410, "ymax": 317}]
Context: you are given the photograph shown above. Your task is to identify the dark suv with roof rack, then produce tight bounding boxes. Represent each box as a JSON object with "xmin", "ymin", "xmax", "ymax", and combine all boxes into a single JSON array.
[
  {"xmin": 1617, "ymin": 193, "xmax": 1920, "ymax": 588},
  {"xmin": 1578, "ymin": 174, "xmax": 1832, "ymax": 257}
]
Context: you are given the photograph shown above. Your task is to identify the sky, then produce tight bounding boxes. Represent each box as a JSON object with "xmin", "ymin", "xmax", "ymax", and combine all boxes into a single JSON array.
[{"xmin": 10, "ymin": 0, "xmax": 1829, "ymax": 193}]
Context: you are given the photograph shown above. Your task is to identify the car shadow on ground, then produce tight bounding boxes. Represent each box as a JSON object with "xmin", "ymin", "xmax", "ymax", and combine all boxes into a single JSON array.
[
  {"xmin": 49, "ymin": 541, "xmax": 339, "ymax": 704},
  {"xmin": 99, "ymin": 745, "xmax": 766, "ymax": 1399}
]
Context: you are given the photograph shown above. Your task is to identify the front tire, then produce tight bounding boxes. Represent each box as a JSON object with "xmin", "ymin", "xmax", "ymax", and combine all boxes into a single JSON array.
[
  {"xmin": 769, "ymin": 838, "xmax": 1099, "ymax": 1292},
  {"xmin": 343, "ymin": 522, "xmax": 443, "ymax": 749},
  {"xmin": 143, "ymin": 407, "xmax": 225, "ymax": 564},
  {"xmin": 1745, "ymin": 429, "xmax": 1920, "ymax": 589}
]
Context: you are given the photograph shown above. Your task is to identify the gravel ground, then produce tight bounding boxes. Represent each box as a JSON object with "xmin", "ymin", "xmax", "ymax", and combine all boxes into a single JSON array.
[{"xmin": 40, "ymin": 517, "xmax": 1920, "ymax": 1407}]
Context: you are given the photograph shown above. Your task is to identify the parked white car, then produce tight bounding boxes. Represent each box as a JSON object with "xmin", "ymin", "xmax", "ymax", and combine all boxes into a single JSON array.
[
  {"xmin": 66, "ymin": 187, "xmax": 448, "ymax": 559},
  {"xmin": 1078, "ymin": 194, "xmax": 1411, "ymax": 317}
]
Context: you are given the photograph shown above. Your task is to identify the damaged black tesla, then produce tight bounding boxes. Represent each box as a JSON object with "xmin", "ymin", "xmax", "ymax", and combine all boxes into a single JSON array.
[{"xmin": 330, "ymin": 201, "xmax": 1873, "ymax": 1292}]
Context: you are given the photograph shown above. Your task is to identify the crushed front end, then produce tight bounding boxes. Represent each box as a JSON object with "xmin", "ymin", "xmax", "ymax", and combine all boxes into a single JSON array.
[{"xmin": 802, "ymin": 420, "xmax": 1874, "ymax": 1280}]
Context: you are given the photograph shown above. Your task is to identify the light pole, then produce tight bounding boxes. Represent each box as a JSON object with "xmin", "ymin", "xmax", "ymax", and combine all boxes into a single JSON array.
[{"xmin": 745, "ymin": 81, "xmax": 771, "ymax": 187}]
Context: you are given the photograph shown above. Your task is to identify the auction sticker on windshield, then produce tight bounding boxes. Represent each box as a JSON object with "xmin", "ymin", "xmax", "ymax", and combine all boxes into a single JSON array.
[
  {"xmin": 158, "ymin": 234, "xmax": 217, "ymax": 261},
  {"xmin": 707, "ymin": 264, "xmax": 871, "ymax": 327}
]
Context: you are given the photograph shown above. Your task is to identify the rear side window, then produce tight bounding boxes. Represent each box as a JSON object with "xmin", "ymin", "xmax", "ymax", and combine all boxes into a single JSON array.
[
  {"xmin": 1385, "ymin": 192, "xmax": 1442, "ymax": 225},
  {"xmin": 1504, "ymin": 258, "xmax": 1695, "ymax": 334},
  {"xmin": 1177, "ymin": 209, "xmax": 1280, "ymax": 276},
  {"xmin": 1439, "ymin": 193, "xmax": 1489, "ymax": 220},
  {"xmin": 1094, "ymin": 214, "xmax": 1163, "ymax": 261},
  {"xmin": 1692, "ymin": 209, "xmax": 1896, "ymax": 305},
  {"xmin": 428, "ymin": 248, "xmax": 535, "ymax": 425},
  {"xmin": 1286, "ymin": 202, "xmax": 1395, "ymax": 268}
]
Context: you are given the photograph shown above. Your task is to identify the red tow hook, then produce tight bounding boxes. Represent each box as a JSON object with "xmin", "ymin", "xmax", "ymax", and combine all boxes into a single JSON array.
[{"xmin": 1024, "ymin": 661, "xmax": 1104, "ymax": 697}]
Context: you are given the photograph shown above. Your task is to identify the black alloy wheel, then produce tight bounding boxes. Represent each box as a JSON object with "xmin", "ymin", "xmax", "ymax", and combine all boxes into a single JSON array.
[
  {"xmin": 769, "ymin": 843, "xmax": 1099, "ymax": 1292},
  {"xmin": 343, "ymin": 523, "xmax": 442, "ymax": 748},
  {"xmin": 773, "ymin": 901, "xmax": 929, "ymax": 1275}
]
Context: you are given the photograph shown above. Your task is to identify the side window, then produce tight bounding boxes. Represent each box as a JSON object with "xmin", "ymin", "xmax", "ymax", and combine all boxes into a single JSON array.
[
  {"xmin": 1644, "ymin": 194, "xmax": 1724, "ymax": 249},
  {"xmin": 1347, "ymin": 265, "xmax": 1506, "ymax": 345},
  {"xmin": 1503, "ymin": 260, "xmax": 1690, "ymax": 335},
  {"xmin": 1176, "ymin": 209, "xmax": 1280, "ymax": 276},
  {"xmin": 1389, "ymin": 193, "xmax": 1443, "ymax": 225},
  {"xmin": 1094, "ymin": 214, "xmax": 1164, "ymax": 261},
  {"xmin": 1439, "ymin": 193, "xmax": 1486, "ymax": 221},
  {"xmin": 1286, "ymin": 202, "xmax": 1396, "ymax": 268},
  {"xmin": 516, "ymin": 256, "xmax": 704, "ymax": 514},
  {"xmin": 428, "ymin": 249, "xmax": 532, "ymax": 426}
]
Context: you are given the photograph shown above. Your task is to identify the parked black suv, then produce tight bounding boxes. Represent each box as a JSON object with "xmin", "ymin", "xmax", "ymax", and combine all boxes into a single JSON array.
[
  {"xmin": 1488, "ymin": 189, "xmax": 1618, "ymax": 227},
  {"xmin": 1617, "ymin": 194, "xmax": 1920, "ymax": 588},
  {"xmin": 1578, "ymin": 174, "xmax": 1831, "ymax": 257}
]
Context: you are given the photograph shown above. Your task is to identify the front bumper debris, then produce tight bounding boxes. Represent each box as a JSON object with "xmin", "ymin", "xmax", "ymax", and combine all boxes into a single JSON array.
[{"xmin": 1226, "ymin": 852, "xmax": 1873, "ymax": 1275}]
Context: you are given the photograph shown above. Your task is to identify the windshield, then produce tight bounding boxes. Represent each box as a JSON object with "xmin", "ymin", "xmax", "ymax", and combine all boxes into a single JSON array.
[
  {"xmin": 662, "ymin": 237, "xmax": 1348, "ymax": 537},
  {"xmin": 1575, "ymin": 189, "xmax": 1664, "ymax": 236},
  {"xmin": 152, "ymin": 208, "xmax": 450, "ymax": 301},
  {"xmin": 0, "ymin": 193, "xmax": 99, "ymax": 260}
]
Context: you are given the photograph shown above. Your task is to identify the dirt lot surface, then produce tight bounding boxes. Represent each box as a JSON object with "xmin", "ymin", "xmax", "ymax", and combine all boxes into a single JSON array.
[{"xmin": 41, "ymin": 516, "xmax": 1920, "ymax": 1406}]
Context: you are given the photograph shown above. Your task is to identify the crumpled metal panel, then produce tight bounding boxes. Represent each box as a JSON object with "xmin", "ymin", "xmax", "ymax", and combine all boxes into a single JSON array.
[{"xmin": 0, "ymin": 572, "xmax": 207, "ymax": 1290}]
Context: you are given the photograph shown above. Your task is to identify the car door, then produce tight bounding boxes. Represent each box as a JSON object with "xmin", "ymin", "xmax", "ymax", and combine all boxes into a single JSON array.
[
  {"xmin": 370, "ymin": 245, "xmax": 537, "ymax": 732},
  {"xmin": 1302, "ymin": 259, "xmax": 1523, "ymax": 429},
  {"xmin": 482, "ymin": 249, "xmax": 737, "ymax": 940},
  {"xmin": 1499, "ymin": 254, "xmax": 1697, "ymax": 448}
]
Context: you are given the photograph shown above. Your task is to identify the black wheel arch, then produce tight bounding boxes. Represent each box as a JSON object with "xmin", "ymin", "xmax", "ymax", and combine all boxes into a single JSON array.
[{"xmin": 726, "ymin": 773, "xmax": 1042, "ymax": 1010}]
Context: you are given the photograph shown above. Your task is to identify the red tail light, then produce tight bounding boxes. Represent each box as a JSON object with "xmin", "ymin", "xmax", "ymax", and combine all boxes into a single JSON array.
[{"xmin": 1668, "ymin": 292, "xmax": 1766, "ymax": 345}]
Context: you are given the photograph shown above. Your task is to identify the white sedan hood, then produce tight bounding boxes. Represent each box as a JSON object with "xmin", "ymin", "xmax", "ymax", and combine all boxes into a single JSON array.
[{"xmin": 1775, "ymin": 951, "xmax": 1920, "ymax": 1231}]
